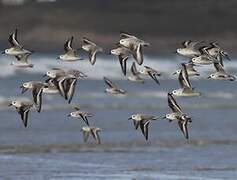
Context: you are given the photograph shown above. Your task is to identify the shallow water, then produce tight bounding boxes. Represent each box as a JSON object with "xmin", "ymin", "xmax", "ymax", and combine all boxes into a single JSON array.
[{"xmin": 0, "ymin": 55, "xmax": 237, "ymax": 179}]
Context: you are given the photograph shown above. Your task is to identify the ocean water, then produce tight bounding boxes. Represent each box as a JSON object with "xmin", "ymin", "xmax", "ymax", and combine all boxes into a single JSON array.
[{"xmin": 0, "ymin": 54, "xmax": 237, "ymax": 179}]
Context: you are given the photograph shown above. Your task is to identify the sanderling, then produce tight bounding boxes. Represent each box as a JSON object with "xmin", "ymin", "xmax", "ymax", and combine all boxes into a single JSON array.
[
  {"xmin": 176, "ymin": 40, "xmax": 203, "ymax": 58},
  {"xmin": 172, "ymin": 63, "xmax": 201, "ymax": 97},
  {"xmin": 55, "ymin": 76, "xmax": 77, "ymax": 103},
  {"xmin": 128, "ymin": 113, "xmax": 159, "ymax": 140},
  {"xmin": 43, "ymin": 78, "xmax": 59, "ymax": 94},
  {"xmin": 110, "ymin": 44, "xmax": 131, "ymax": 75},
  {"xmin": 191, "ymin": 46, "xmax": 217, "ymax": 65},
  {"xmin": 3, "ymin": 29, "xmax": 32, "ymax": 56},
  {"xmin": 82, "ymin": 37, "xmax": 103, "ymax": 65},
  {"xmin": 119, "ymin": 32, "xmax": 149, "ymax": 65},
  {"xmin": 8, "ymin": 100, "xmax": 33, "ymax": 128},
  {"xmin": 45, "ymin": 68, "xmax": 87, "ymax": 79},
  {"xmin": 68, "ymin": 107, "xmax": 93, "ymax": 126},
  {"xmin": 173, "ymin": 61, "xmax": 200, "ymax": 77},
  {"xmin": 127, "ymin": 62, "xmax": 144, "ymax": 83},
  {"xmin": 57, "ymin": 36, "xmax": 82, "ymax": 61},
  {"xmin": 104, "ymin": 77, "xmax": 126, "ymax": 95},
  {"xmin": 163, "ymin": 93, "xmax": 192, "ymax": 139},
  {"xmin": 81, "ymin": 126, "xmax": 101, "ymax": 144},
  {"xmin": 44, "ymin": 68, "xmax": 86, "ymax": 103},
  {"xmin": 207, "ymin": 42, "xmax": 230, "ymax": 61},
  {"xmin": 207, "ymin": 62, "xmax": 236, "ymax": 81},
  {"xmin": 20, "ymin": 81, "xmax": 48, "ymax": 112},
  {"xmin": 10, "ymin": 53, "xmax": 33, "ymax": 68},
  {"xmin": 139, "ymin": 65, "xmax": 161, "ymax": 84}
]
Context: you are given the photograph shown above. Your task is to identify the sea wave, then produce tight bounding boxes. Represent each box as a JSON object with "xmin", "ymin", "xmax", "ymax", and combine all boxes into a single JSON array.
[
  {"xmin": 0, "ymin": 139, "xmax": 237, "ymax": 154},
  {"xmin": 0, "ymin": 54, "xmax": 237, "ymax": 79},
  {"xmin": 1, "ymin": 92, "xmax": 237, "ymax": 111}
]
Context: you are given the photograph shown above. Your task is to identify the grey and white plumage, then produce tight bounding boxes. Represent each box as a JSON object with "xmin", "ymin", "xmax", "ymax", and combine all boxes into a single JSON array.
[
  {"xmin": 164, "ymin": 93, "xmax": 191, "ymax": 139},
  {"xmin": 104, "ymin": 77, "xmax": 126, "ymax": 95},
  {"xmin": 81, "ymin": 126, "xmax": 101, "ymax": 144},
  {"xmin": 10, "ymin": 53, "xmax": 33, "ymax": 68},
  {"xmin": 191, "ymin": 46, "xmax": 217, "ymax": 65},
  {"xmin": 45, "ymin": 68, "xmax": 87, "ymax": 79},
  {"xmin": 128, "ymin": 113, "xmax": 158, "ymax": 140},
  {"xmin": 110, "ymin": 45, "xmax": 131, "ymax": 75},
  {"xmin": 173, "ymin": 61, "xmax": 200, "ymax": 77},
  {"xmin": 44, "ymin": 68, "xmax": 86, "ymax": 103},
  {"xmin": 176, "ymin": 40, "xmax": 203, "ymax": 58},
  {"xmin": 8, "ymin": 100, "xmax": 33, "ymax": 128},
  {"xmin": 20, "ymin": 81, "xmax": 48, "ymax": 112},
  {"xmin": 139, "ymin": 66, "xmax": 161, "ymax": 84},
  {"xmin": 68, "ymin": 106, "xmax": 93, "ymax": 126},
  {"xmin": 207, "ymin": 62, "xmax": 236, "ymax": 81},
  {"xmin": 119, "ymin": 32, "xmax": 149, "ymax": 65},
  {"xmin": 205, "ymin": 42, "xmax": 230, "ymax": 66},
  {"xmin": 3, "ymin": 29, "xmax": 32, "ymax": 56},
  {"xmin": 127, "ymin": 62, "xmax": 144, "ymax": 83},
  {"xmin": 172, "ymin": 63, "xmax": 201, "ymax": 97},
  {"xmin": 43, "ymin": 78, "xmax": 60, "ymax": 94},
  {"xmin": 82, "ymin": 37, "xmax": 103, "ymax": 65},
  {"xmin": 58, "ymin": 36, "xmax": 82, "ymax": 61}
]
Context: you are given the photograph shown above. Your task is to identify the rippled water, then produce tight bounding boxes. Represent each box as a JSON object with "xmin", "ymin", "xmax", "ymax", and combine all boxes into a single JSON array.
[{"xmin": 0, "ymin": 55, "xmax": 237, "ymax": 179}]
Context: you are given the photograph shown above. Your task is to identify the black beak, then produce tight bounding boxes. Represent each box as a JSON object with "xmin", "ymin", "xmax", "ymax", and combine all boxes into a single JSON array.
[
  {"xmin": 56, "ymin": 56, "xmax": 60, "ymax": 60},
  {"xmin": 2, "ymin": 51, "xmax": 5, "ymax": 54},
  {"xmin": 128, "ymin": 117, "xmax": 132, "ymax": 120},
  {"xmin": 172, "ymin": 72, "xmax": 177, "ymax": 75},
  {"xmin": 207, "ymin": 76, "xmax": 211, "ymax": 79},
  {"xmin": 42, "ymin": 74, "xmax": 47, "ymax": 78},
  {"xmin": 162, "ymin": 116, "xmax": 166, "ymax": 119},
  {"xmin": 67, "ymin": 114, "xmax": 71, "ymax": 117},
  {"xmin": 8, "ymin": 103, "xmax": 12, "ymax": 107}
]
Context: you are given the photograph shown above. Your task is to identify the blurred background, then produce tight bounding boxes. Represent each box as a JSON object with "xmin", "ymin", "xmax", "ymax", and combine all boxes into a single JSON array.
[
  {"xmin": 0, "ymin": 0, "xmax": 237, "ymax": 54},
  {"xmin": 1, "ymin": 1, "xmax": 237, "ymax": 179}
]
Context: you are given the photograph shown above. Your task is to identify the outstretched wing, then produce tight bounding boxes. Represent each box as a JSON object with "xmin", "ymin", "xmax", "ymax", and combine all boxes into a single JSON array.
[
  {"xmin": 91, "ymin": 129, "xmax": 101, "ymax": 144},
  {"xmin": 140, "ymin": 120, "xmax": 150, "ymax": 141},
  {"xmin": 168, "ymin": 93, "xmax": 182, "ymax": 113},
  {"xmin": 120, "ymin": 31, "xmax": 136, "ymax": 39},
  {"xmin": 178, "ymin": 63, "xmax": 192, "ymax": 89},
  {"xmin": 64, "ymin": 36, "xmax": 73, "ymax": 52},
  {"xmin": 178, "ymin": 119, "xmax": 189, "ymax": 140},
  {"xmin": 9, "ymin": 29, "xmax": 21, "ymax": 47},
  {"xmin": 83, "ymin": 37, "xmax": 96, "ymax": 46},
  {"xmin": 118, "ymin": 56, "xmax": 128, "ymax": 76},
  {"xmin": 32, "ymin": 84, "xmax": 44, "ymax": 113},
  {"xmin": 103, "ymin": 77, "xmax": 117, "ymax": 88},
  {"xmin": 82, "ymin": 131, "xmax": 90, "ymax": 142},
  {"xmin": 213, "ymin": 62, "xmax": 225, "ymax": 73}
]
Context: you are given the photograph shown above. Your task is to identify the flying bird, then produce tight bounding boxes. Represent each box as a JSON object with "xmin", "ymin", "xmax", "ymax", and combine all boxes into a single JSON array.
[
  {"xmin": 3, "ymin": 29, "xmax": 33, "ymax": 56},
  {"xmin": 163, "ymin": 93, "xmax": 192, "ymax": 139},
  {"xmin": 57, "ymin": 36, "xmax": 82, "ymax": 61},
  {"xmin": 104, "ymin": 77, "xmax": 126, "ymax": 95},
  {"xmin": 82, "ymin": 37, "xmax": 103, "ymax": 65},
  {"xmin": 81, "ymin": 126, "xmax": 101, "ymax": 144},
  {"xmin": 8, "ymin": 100, "xmax": 33, "ymax": 128},
  {"xmin": 172, "ymin": 63, "xmax": 201, "ymax": 97}
]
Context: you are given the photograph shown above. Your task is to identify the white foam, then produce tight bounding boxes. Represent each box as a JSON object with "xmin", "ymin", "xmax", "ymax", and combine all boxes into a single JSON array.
[{"xmin": 0, "ymin": 54, "xmax": 237, "ymax": 79}]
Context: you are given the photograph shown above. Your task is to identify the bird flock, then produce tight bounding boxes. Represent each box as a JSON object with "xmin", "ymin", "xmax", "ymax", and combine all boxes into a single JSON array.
[{"xmin": 4, "ymin": 29, "xmax": 235, "ymax": 144}]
